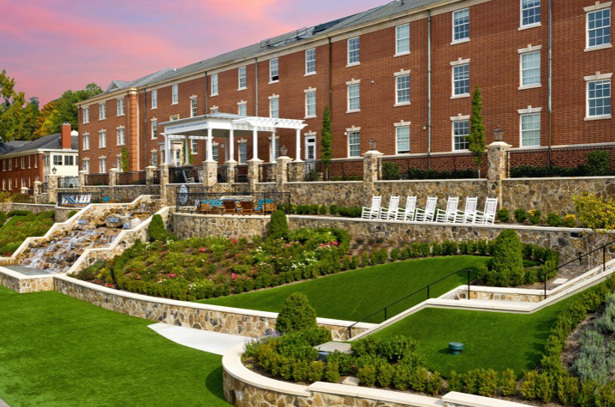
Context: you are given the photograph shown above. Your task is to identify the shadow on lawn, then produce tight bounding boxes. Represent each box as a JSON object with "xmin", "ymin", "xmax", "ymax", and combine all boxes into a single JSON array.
[{"xmin": 205, "ymin": 365, "xmax": 228, "ymax": 404}]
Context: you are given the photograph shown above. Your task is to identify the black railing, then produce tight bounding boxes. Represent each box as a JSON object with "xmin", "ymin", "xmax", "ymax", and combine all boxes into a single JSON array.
[
  {"xmin": 508, "ymin": 144, "xmax": 615, "ymax": 173},
  {"xmin": 118, "ymin": 171, "xmax": 146, "ymax": 185},
  {"xmin": 152, "ymin": 169, "xmax": 161, "ymax": 185},
  {"xmin": 86, "ymin": 173, "xmax": 109, "ymax": 186},
  {"xmin": 169, "ymin": 166, "xmax": 200, "ymax": 184},
  {"xmin": 217, "ymin": 164, "xmax": 228, "ymax": 183},
  {"xmin": 347, "ymin": 268, "xmax": 476, "ymax": 337},
  {"xmin": 175, "ymin": 191, "xmax": 291, "ymax": 214},
  {"xmin": 259, "ymin": 163, "xmax": 276, "ymax": 182},
  {"xmin": 40, "ymin": 182, "xmax": 48, "ymax": 193},
  {"xmin": 379, "ymin": 154, "xmax": 487, "ymax": 180},
  {"xmin": 58, "ymin": 176, "xmax": 79, "ymax": 189},
  {"xmin": 235, "ymin": 165, "xmax": 248, "ymax": 183}
]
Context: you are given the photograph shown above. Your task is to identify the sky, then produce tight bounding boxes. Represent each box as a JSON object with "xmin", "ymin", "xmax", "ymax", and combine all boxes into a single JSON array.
[{"xmin": 1, "ymin": 0, "xmax": 388, "ymax": 106}]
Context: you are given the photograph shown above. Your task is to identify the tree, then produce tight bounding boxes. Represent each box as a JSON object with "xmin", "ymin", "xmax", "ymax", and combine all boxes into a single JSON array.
[
  {"xmin": 0, "ymin": 70, "xmax": 40, "ymax": 141},
  {"xmin": 468, "ymin": 87, "xmax": 486, "ymax": 172},
  {"xmin": 321, "ymin": 105, "xmax": 332, "ymax": 180},
  {"xmin": 275, "ymin": 292, "xmax": 317, "ymax": 334},
  {"xmin": 120, "ymin": 148, "xmax": 130, "ymax": 172}
]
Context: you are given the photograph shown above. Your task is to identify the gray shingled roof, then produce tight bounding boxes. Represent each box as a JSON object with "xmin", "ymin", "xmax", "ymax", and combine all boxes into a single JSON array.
[{"xmin": 0, "ymin": 133, "xmax": 78, "ymax": 156}]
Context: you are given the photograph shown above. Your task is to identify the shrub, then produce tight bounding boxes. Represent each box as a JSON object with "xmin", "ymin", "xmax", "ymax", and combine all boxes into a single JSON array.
[
  {"xmin": 547, "ymin": 213, "xmax": 563, "ymax": 227},
  {"xmin": 324, "ymin": 362, "xmax": 341, "ymax": 383},
  {"xmin": 357, "ymin": 365, "xmax": 377, "ymax": 387},
  {"xmin": 520, "ymin": 370, "xmax": 538, "ymax": 400},
  {"xmin": 477, "ymin": 369, "xmax": 498, "ymax": 397},
  {"xmin": 7, "ymin": 210, "xmax": 31, "ymax": 217},
  {"xmin": 500, "ymin": 369, "xmax": 517, "ymax": 396},
  {"xmin": 514, "ymin": 209, "xmax": 528, "ymax": 223},
  {"xmin": 68, "ymin": 210, "xmax": 79, "ymax": 219},
  {"xmin": 562, "ymin": 214, "xmax": 577, "ymax": 228},
  {"xmin": 275, "ymin": 292, "xmax": 317, "ymax": 334},
  {"xmin": 329, "ymin": 204, "xmax": 339, "ymax": 215},
  {"xmin": 585, "ymin": 150, "xmax": 610, "ymax": 176},
  {"xmin": 497, "ymin": 208, "xmax": 510, "ymax": 223},
  {"xmin": 318, "ymin": 205, "xmax": 327, "ymax": 215},
  {"xmin": 0, "ymin": 212, "xmax": 6, "ymax": 225},
  {"xmin": 486, "ymin": 230, "xmax": 524, "ymax": 286},
  {"xmin": 377, "ymin": 363, "xmax": 394, "ymax": 388},
  {"xmin": 441, "ymin": 241, "xmax": 458, "ymax": 256},
  {"xmin": 382, "ymin": 162, "xmax": 401, "ymax": 180},
  {"xmin": 337, "ymin": 206, "xmax": 362, "ymax": 218},
  {"xmin": 448, "ymin": 371, "xmax": 463, "ymax": 392},
  {"xmin": 148, "ymin": 214, "xmax": 168, "ymax": 242},
  {"xmin": 528, "ymin": 209, "xmax": 542, "ymax": 225},
  {"xmin": 268, "ymin": 210, "xmax": 289, "ymax": 240},
  {"xmin": 307, "ymin": 361, "xmax": 324, "ymax": 382}
]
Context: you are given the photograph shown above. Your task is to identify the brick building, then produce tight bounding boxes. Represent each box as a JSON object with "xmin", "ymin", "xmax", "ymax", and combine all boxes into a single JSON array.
[
  {"xmin": 0, "ymin": 123, "xmax": 79, "ymax": 193},
  {"xmin": 76, "ymin": 0, "xmax": 614, "ymax": 176}
]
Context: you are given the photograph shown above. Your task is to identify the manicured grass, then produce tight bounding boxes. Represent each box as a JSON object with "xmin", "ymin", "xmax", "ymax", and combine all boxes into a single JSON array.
[
  {"xmin": 373, "ymin": 297, "xmax": 574, "ymax": 377},
  {"xmin": 0, "ymin": 285, "xmax": 230, "ymax": 407},
  {"xmin": 201, "ymin": 256, "xmax": 489, "ymax": 323}
]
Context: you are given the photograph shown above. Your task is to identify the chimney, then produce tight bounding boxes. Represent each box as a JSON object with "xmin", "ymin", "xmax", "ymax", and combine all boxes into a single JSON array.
[{"xmin": 61, "ymin": 123, "xmax": 71, "ymax": 149}]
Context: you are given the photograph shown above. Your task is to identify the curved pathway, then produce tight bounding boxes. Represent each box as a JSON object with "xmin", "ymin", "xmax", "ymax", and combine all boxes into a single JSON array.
[{"xmin": 148, "ymin": 322, "xmax": 251, "ymax": 355}]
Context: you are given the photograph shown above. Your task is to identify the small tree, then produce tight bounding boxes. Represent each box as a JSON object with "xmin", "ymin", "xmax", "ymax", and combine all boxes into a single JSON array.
[
  {"xmin": 321, "ymin": 105, "xmax": 332, "ymax": 180},
  {"xmin": 120, "ymin": 147, "xmax": 130, "ymax": 172},
  {"xmin": 468, "ymin": 87, "xmax": 486, "ymax": 174},
  {"xmin": 490, "ymin": 230, "xmax": 524, "ymax": 286},
  {"xmin": 148, "ymin": 214, "xmax": 168, "ymax": 242},
  {"xmin": 276, "ymin": 292, "xmax": 318, "ymax": 334},
  {"xmin": 267, "ymin": 210, "xmax": 288, "ymax": 240}
]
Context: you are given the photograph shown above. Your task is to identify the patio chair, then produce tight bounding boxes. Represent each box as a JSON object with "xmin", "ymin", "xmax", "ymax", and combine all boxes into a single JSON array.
[
  {"xmin": 222, "ymin": 200, "xmax": 237, "ymax": 215},
  {"xmin": 238, "ymin": 200, "xmax": 254, "ymax": 215},
  {"xmin": 435, "ymin": 196, "xmax": 459, "ymax": 223},
  {"xmin": 379, "ymin": 196, "xmax": 400, "ymax": 220},
  {"xmin": 396, "ymin": 196, "xmax": 417, "ymax": 222},
  {"xmin": 475, "ymin": 197, "xmax": 498, "ymax": 224},
  {"xmin": 361, "ymin": 196, "xmax": 382, "ymax": 219},
  {"xmin": 455, "ymin": 197, "xmax": 478, "ymax": 223},
  {"xmin": 64, "ymin": 196, "xmax": 78, "ymax": 206},
  {"xmin": 414, "ymin": 196, "xmax": 438, "ymax": 222},
  {"xmin": 255, "ymin": 199, "xmax": 276, "ymax": 215}
]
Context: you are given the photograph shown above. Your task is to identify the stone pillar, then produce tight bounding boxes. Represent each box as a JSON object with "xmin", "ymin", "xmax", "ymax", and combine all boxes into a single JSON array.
[
  {"xmin": 78, "ymin": 170, "xmax": 87, "ymax": 193},
  {"xmin": 487, "ymin": 141, "xmax": 511, "ymax": 206},
  {"xmin": 160, "ymin": 163, "xmax": 170, "ymax": 205},
  {"xmin": 225, "ymin": 161, "xmax": 237, "ymax": 184},
  {"xmin": 145, "ymin": 165, "xmax": 156, "ymax": 186},
  {"xmin": 109, "ymin": 168, "xmax": 119, "ymax": 187},
  {"xmin": 33, "ymin": 181, "xmax": 42, "ymax": 204},
  {"xmin": 363, "ymin": 150, "xmax": 383, "ymax": 191},
  {"xmin": 202, "ymin": 160, "xmax": 217, "ymax": 187},
  {"xmin": 292, "ymin": 162, "xmax": 306, "ymax": 182},
  {"xmin": 20, "ymin": 186, "xmax": 28, "ymax": 195},
  {"xmin": 276, "ymin": 156, "xmax": 291, "ymax": 190},
  {"xmin": 48, "ymin": 175, "xmax": 59, "ymax": 204},
  {"xmin": 248, "ymin": 159, "xmax": 262, "ymax": 191}
]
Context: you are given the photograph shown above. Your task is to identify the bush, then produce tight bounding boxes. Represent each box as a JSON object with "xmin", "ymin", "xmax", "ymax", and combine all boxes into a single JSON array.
[
  {"xmin": 276, "ymin": 292, "xmax": 317, "ymax": 334},
  {"xmin": 547, "ymin": 213, "xmax": 563, "ymax": 227},
  {"xmin": 585, "ymin": 150, "xmax": 610, "ymax": 176},
  {"xmin": 514, "ymin": 209, "xmax": 528, "ymax": 223},
  {"xmin": 357, "ymin": 365, "xmax": 377, "ymax": 387},
  {"xmin": 497, "ymin": 208, "xmax": 510, "ymax": 223},
  {"xmin": 68, "ymin": 210, "xmax": 79, "ymax": 219},
  {"xmin": 485, "ymin": 230, "xmax": 524, "ymax": 286},
  {"xmin": 148, "ymin": 214, "xmax": 168, "ymax": 242},
  {"xmin": 406, "ymin": 168, "xmax": 479, "ymax": 180},
  {"xmin": 382, "ymin": 162, "xmax": 401, "ymax": 180},
  {"xmin": 500, "ymin": 369, "xmax": 517, "ymax": 396},
  {"xmin": 510, "ymin": 165, "xmax": 587, "ymax": 178},
  {"xmin": 562, "ymin": 214, "xmax": 577, "ymax": 228},
  {"xmin": 528, "ymin": 209, "xmax": 542, "ymax": 225},
  {"xmin": 268, "ymin": 210, "xmax": 289, "ymax": 240},
  {"xmin": 0, "ymin": 212, "xmax": 6, "ymax": 225},
  {"xmin": 7, "ymin": 210, "xmax": 31, "ymax": 217}
]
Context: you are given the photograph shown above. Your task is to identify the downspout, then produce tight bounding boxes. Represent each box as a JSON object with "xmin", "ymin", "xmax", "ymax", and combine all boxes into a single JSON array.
[
  {"xmin": 254, "ymin": 57, "xmax": 259, "ymax": 116},
  {"xmin": 547, "ymin": 0, "xmax": 553, "ymax": 167},
  {"xmin": 143, "ymin": 88, "xmax": 148, "ymax": 167},
  {"xmin": 204, "ymin": 71, "xmax": 209, "ymax": 113},
  {"xmin": 427, "ymin": 10, "xmax": 432, "ymax": 169},
  {"xmin": 328, "ymin": 37, "xmax": 333, "ymax": 116}
]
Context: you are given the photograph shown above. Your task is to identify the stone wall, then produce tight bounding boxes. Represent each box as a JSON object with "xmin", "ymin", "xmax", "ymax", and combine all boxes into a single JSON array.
[
  {"xmin": 55, "ymin": 206, "xmax": 80, "ymax": 223},
  {"xmin": 0, "ymin": 202, "xmax": 55, "ymax": 214},
  {"xmin": 0, "ymin": 270, "xmax": 54, "ymax": 293},
  {"xmin": 82, "ymin": 185, "xmax": 160, "ymax": 202},
  {"xmin": 173, "ymin": 213, "xmax": 269, "ymax": 240}
]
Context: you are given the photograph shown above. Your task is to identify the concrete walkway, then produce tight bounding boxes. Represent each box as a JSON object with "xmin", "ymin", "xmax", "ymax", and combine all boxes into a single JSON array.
[
  {"xmin": 0, "ymin": 397, "xmax": 9, "ymax": 407},
  {"xmin": 148, "ymin": 323, "xmax": 252, "ymax": 355}
]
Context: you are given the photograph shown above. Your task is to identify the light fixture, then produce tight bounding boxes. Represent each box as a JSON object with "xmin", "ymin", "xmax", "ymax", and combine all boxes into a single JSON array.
[
  {"xmin": 52, "ymin": 167, "xmax": 57, "ymax": 175},
  {"xmin": 280, "ymin": 145, "xmax": 288, "ymax": 156},
  {"xmin": 493, "ymin": 126, "xmax": 504, "ymax": 142},
  {"xmin": 369, "ymin": 138, "xmax": 378, "ymax": 151}
]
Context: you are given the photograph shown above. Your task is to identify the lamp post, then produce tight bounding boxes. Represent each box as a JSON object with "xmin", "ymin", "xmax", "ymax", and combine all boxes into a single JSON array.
[
  {"xmin": 368, "ymin": 138, "xmax": 378, "ymax": 151},
  {"xmin": 493, "ymin": 127, "xmax": 504, "ymax": 142},
  {"xmin": 280, "ymin": 145, "xmax": 288, "ymax": 157},
  {"xmin": 52, "ymin": 167, "xmax": 57, "ymax": 175}
]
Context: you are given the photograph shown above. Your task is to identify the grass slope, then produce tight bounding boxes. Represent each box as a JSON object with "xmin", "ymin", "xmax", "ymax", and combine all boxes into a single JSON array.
[
  {"xmin": 0, "ymin": 285, "xmax": 230, "ymax": 407},
  {"xmin": 201, "ymin": 256, "xmax": 488, "ymax": 322},
  {"xmin": 373, "ymin": 297, "xmax": 573, "ymax": 376}
]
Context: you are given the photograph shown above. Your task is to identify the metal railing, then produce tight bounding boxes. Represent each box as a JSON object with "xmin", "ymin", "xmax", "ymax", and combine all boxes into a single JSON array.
[
  {"xmin": 85, "ymin": 173, "xmax": 109, "ymax": 186},
  {"xmin": 235, "ymin": 165, "xmax": 248, "ymax": 183},
  {"xmin": 508, "ymin": 145, "xmax": 615, "ymax": 175},
  {"xmin": 259, "ymin": 163, "xmax": 276, "ymax": 182},
  {"xmin": 152, "ymin": 169, "xmax": 161, "ymax": 185},
  {"xmin": 118, "ymin": 171, "xmax": 146, "ymax": 185},
  {"xmin": 58, "ymin": 176, "xmax": 79, "ymax": 189},
  {"xmin": 347, "ymin": 268, "xmax": 476, "ymax": 337},
  {"xmin": 217, "ymin": 164, "xmax": 228, "ymax": 183},
  {"xmin": 169, "ymin": 165, "xmax": 201, "ymax": 184},
  {"xmin": 176, "ymin": 191, "xmax": 291, "ymax": 213},
  {"xmin": 379, "ymin": 154, "xmax": 487, "ymax": 180}
]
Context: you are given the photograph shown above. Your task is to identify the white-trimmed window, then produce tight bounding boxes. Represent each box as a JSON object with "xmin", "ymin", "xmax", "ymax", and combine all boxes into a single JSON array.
[
  {"xmin": 586, "ymin": 74, "xmax": 612, "ymax": 118},
  {"xmin": 305, "ymin": 89, "xmax": 316, "ymax": 118},
  {"xmin": 347, "ymin": 37, "xmax": 360, "ymax": 65},
  {"xmin": 211, "ymin": 73, "xmax": 218, "ymax": 96},
  {"xmin": 117, "ymin": 98, "xmax": 125, "ymax": 116},
  {"xmin": 20, "ymin": 156, "xmax": 24, "ymax": 169},
  {"xmin": 210, "ymin": 105, "xmax": 219, "ymax": 114},
  {"xmin": 191, "ymin": 140, "xmax": 198, "ymax": 155},
  {"xmin": 269, "ymin": 58, "xmax": 279, "ymax": 82},
  {"xmin": 238, "ymin": 142, "xmax": 247, "ymax": 164},
  {"xmin": 521, "ymin": 0, "xmax": 541, "ymax": 27},
  {"xmin": 83, "ymin": 158, "xmax": 90, "ymax": 173},
  {"xmin": 520, "ymin": 51, "xmax": 541, "ymax": 87},
  {"xmin": 83, "ymin": 133, "xmax": 90, "ymax": 150},
  {"xmin": 99, "ymin": 102, "xmax": 106, "ymax": 120},
  {"xmin": 347, "ymin": 81, "xmax": 360, "ymax": 112},
  {"xmin": 190, "ymin": 96, "xmax": 198, "ymax": 117},
  {"xmin": 238, "ymin": 66, "xmax": 247, "ymax": 89},
  {"xmin": 151, "ymin": 119, "xmax": 158, "ymax": 139},
  {"xmin": 8, "ymin": 159, "xmax": 11, "ymax": 170},
  {"xmin": 151, "ymin": 90, "xmax": 158, "ymax": 109},
  {"xmin": 452, "ymin": 62, "xmax": 470, "ymax": 96},
  {"xmin": 395, "ymin": 71, "xmax": 410, "ymax": 105},
  {"xmin": 587, "ymin": 6, "xmax": 611, "ymax": 49},
  {"xmin": 305, "ymin": 48, "xmax": 316, "ymax": 75},
  {"xmin": 98, "ymin": 130, "xmax": 106, "ymax": 148},
  {"xmin": 53, "ymin": 155, "xmax": 62, "ymax": 166},
  {"xmin": 452, "ymin": 9, "xmax": 470, "ymax": 43},
  {"xmin": 396, "ymin": 124, "xmax": 410, "ymax": 154},
  {"xmin": 151, "ymin": 151, "xmax": 158, "ymax": 167},
  {"xmin": 269, "ymin": 96, "xmax": 279, "ymax": 118},
  {"xmin": 64, "ymin": 155, "xmax": 74, "ymax": 166},
  {"xmin": 347, "ymin": 129, "xmax": 361, "ymax": 157},
  {"xmin": 520, "ymin": 111, "xmax": 541, "ymax": 147},
  {"xmin": 116, "ymin": 127, "xmax": 125, "ymax": 146},
  {"xmin": 83, "ymin": 106, "xmax": 89, "ymax": 124},
  {"xmin": 99, "ymin": 157, "xmax": 106, "ymax": 173},
  {"xmin": 212, "ymin": 144, "xmax": 219, "ymax": 162},
  {"xmin": 116, "ymin": 154, "xmax": 122, "ymax": 170},
  {"xmin": 171, "ymin": 84, "xmax": 178, "ymax": 104},
  {"xmin": 451, "ymin": 116, "xmax": 470, "ymax": 151},
  {"xmin": 396, "ymin": 24, "xmax": 410, "ymax": 55},
  {"xmin": 238, "ymin": 101, "xmax": 247, "ymax": 116}
]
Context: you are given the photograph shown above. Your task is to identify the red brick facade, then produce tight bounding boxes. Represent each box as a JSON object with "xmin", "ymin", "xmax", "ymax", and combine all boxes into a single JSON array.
[{"xmin": 77, "ymin": 0, "xmax": 615, "ymax": 173}]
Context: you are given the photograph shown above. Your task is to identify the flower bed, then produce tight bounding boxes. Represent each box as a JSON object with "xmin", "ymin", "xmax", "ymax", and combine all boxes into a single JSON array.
[{"xmin": 0, "ymin": 210, "xmax": 55, "ymax": 255}]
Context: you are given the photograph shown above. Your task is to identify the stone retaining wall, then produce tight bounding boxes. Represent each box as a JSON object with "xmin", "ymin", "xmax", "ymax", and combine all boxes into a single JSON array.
[
  {"xmin": 0, "ymin": 269, "xmax": 54, "ymax": 293},
  {"xmin": 173, "ymin": 213, "xmax": 269, "ymax": 240},
  {"xmin": 0, "ymin": 203, "xmax": 55, "ymax": 214}
]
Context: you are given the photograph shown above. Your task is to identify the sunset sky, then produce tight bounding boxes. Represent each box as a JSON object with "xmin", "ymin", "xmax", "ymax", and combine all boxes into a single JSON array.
[{"xmin": 1, "ymin": 0, "xmax": 388, "ymax": 105}]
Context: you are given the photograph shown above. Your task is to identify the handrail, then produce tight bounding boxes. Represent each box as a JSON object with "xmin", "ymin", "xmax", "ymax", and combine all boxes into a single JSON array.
[{"xmin": 347, "ymin": 267, "xmax": 476, "ymax": 338}]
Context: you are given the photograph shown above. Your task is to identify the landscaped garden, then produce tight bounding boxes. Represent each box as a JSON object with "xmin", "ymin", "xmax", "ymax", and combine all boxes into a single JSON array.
[{"xmin": 0, "ymin": 210, "xmax": 55, "ymax": 255}]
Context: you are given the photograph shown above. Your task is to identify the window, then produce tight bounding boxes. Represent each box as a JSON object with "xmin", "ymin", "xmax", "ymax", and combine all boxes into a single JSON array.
[
  {"xmin": 521, "ymin": 51, "xmax": 541, "ymax": 87},
  {"xmin": 83, "ymin": 107, "xmax": 89, "ymax": 124},
  {"xmin": 347, "ymin": 37, "xmax": 360, "ymax": 65},
  {"xmin": 305, "ymin": 90, "xmax": 316, "ymax": 117},
  {"xmin": 117, "ymin": 98, "xmax": 125, "ymax": 116},
  {"xmin": 238, "ymin": 66, "xmax": 247, "ymax": 89},
  {"xmin": 83, "ymin": 133, "xmax": 90, "ymax": 150},
  {"xmin": 212, "ymin": 144, "xmax": 219, "ymax": 162},
  {"xmin": 190, "ymin": 97, "xmax": 197, "ymax": 117},
  {"xmin": 396, "ymin": 125, "xmax": 410, "ymax": 154},
  {"xmin": 269, "ymin": 58, "xmax": 279, "ymax": 82},
  {"xmin": 28, "ymin": 155, "xmax": 31, "ymax": 168},
  {"xmin": 396, "ymin": 73, "xmax": 410, "ymax": 105},
  {"xmin": 211, "ymin": 73, "xmax": 218, "ymax": 96},
  {"xmin": 210, "ymin": 106, "xmax": 219, "ymax": 114},
  {"xmin": 151, "ymin": 151, "xmax": 158, "ymax": 167},
  {"xmin": 99, "ymin": 157, "xmax": 106, "ymax": 173},
  {"xmin": 587, "ymin": 8, "xmax": 611, "ymax": 48},
  {"xmin": 396, "ymin": 24, "xmax": 410, "ymax": 55},
  {"xmin": 83, "ymin": 159, "xmax": 90, "ymax": 173},
  {"xmin": 238, "ymin": 142, "xmax": 247, "ymax": 163},
  {"xmin": 453, "ymin": 120, "xmax": 470, "ymax": 151},
  {"xmin": 452, "ymin": 63, "xmax": 470, "ymax": 96},
  {"xmin": 238, "ymin": 101, "xmax": 247, "ymax": 116},
  {"xmin": 305, "ymin": 48, "xmax": 316, "ymax": 75},
  {"xmin": 99, "ymin": 102, "xmax": 106, "ymax": 120},
  {"xmin": 20, "ymin": 156, "xmax": 24, "ymax": 168},
  {"xmin": 191, "ymin": 140, "xmax": 198, "ymax": 155},
  {"xmin": 8, "ymin": 159, "xmax": 11, "ymax": 170},
  {"xmin": 35, "ymin": 156, "xmax": 37, "ymax": 168},
  {"xmin": 172, "ymin": 84, "xmax": 178, "ymax": 104},
  {"xmin": 521, "ymin": 0, "xmax": 541, "ymax": 27},
  {"xmin": 452, "ymin": 9, "xmax": 470, "ymax": 42},
  {"xmin": 117, "ymin": 127, "xmax": 125, "ymax": 146},
  {"xmin": 64, "ymin": 155, "xmax": 74, "ymax": 166},
  {"xmin": 116, "ymin": 154, "xmax": 122, "ymax": 169},
  {"xmin": 53, "ymin": 155, "xmax": 62, "ymax": 166},
  {"xmin": 99, "ymin": 130, "xmax": 106, "ymax": 148},
  {"xmin": 269, "ymin": 96, "xmax": 279, "ymax": 118},
  {"xmin": 521, "ymin": 113, "xmax": 541, "ymax": 147},
  {"xmin": 151, "ymin": 120, "xmax": 158, "ymax": 139},
  {"xmin": 170, "ymin": 114, "xmax": 179, "ymax": 121},
  {"xmin": 348, "ymin": 130, "xmax": 361, "ymax": 157},
  {"xmin": 151, "ymin": 90, "xmax": 158, "ymax": 109},
  {"xmin": 587, "ymin": 79, "xmax": 612, "ymax": 118},
  {"xmin": 347, "ymin": 83, "xmax": 360, "ymax": 112}
]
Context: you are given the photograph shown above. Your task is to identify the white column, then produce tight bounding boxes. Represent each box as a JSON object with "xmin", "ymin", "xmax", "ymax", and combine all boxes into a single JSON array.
[
  {"xmin": 228, "ymin": 128, "xmax": 235, "ymax": 162},
  {"xmin": 252, "ymin": 127, "xmax": 258, "ymax": 160},
  {"xmin": 164, "ymin": 134, "xmax": 172, "ymax": 164},
  {"xmin": 206, "ymin": 127, "xmax": 214, "ymax": 162},
  {"xmin": 184, "ymin": 137, "xmax": 190, "ymax": 165},
  {"xmin": 270, "ymin": 131, "xmax": 276, "ymax": 162},
  {"xmin": 295, "ymin": 128, "xmax": 302, "ymax": 161}
]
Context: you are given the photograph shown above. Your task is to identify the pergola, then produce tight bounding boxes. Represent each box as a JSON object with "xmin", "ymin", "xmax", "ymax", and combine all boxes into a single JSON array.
[{"xmin": 159, "ymin": 113, "xmax": 307, "ymax": 165}]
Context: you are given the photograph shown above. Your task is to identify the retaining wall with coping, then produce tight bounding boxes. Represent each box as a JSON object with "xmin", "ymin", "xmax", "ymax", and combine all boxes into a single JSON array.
[{"xmin": 0, "ymin": 267, "xmax": 54, "ymax": 293}]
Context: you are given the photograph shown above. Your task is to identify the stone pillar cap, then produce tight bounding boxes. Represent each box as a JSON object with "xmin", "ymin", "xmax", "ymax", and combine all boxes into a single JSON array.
[
  {"xmin": 363, "ymin": 150, "xmax": 384, "ymax": 157},
  {"xmin": 487, "ymin": 141, "xmax": 512, "ymax": 148}
]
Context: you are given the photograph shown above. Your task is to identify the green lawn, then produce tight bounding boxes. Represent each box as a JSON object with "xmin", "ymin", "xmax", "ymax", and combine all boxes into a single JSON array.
[
  {"xmin": 0, "ymin": 285, "xmax": 230, "ymax": 407},
  {"xmin": 201, "ymin": 256, "xmax": 489, "ymax": 323},
  {"xmin": 373, "ymin": 297, "xmax": 574, "ymax": 377}
]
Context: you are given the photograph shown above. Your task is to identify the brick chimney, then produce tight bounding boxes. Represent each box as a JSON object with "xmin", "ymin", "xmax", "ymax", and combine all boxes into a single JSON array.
[{"xmin": 61, "ymin": 123, "xmax": 71, "ymax": 150}]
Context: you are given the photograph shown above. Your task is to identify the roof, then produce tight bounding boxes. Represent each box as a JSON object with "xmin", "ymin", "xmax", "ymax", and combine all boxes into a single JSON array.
[{"xmin": 0, "ymin": 133, "xmax": 78, "ymax": 156}]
